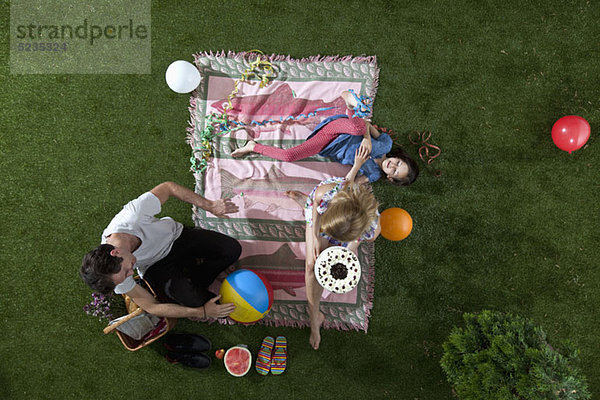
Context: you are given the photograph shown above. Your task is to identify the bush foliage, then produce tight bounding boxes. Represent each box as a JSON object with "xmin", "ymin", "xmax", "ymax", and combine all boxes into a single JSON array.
[{"xmin": 441, "ymin": 311, "xmax": 590, "ymax": 399}]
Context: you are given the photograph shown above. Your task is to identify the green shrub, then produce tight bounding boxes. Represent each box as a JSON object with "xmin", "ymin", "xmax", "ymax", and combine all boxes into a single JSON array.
[{"xmin": 440, "ymin": 311, "xmax": 590, "ymax": 399}]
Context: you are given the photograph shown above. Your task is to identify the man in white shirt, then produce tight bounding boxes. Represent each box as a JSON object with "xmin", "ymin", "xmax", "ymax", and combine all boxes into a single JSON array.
[{"xmin": 80, "ymin": 181, "xmax": 241, "ymax": 319}]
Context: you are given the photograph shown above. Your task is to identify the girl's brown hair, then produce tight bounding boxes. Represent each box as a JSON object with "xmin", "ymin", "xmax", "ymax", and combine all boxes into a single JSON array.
[{"xmin": 386, "ymin": 147, "xmax": 419, "ymax": 186}]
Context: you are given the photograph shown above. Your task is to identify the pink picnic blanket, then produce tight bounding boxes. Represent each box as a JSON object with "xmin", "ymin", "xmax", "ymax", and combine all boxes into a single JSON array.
[{"xmin": 188, "ymin": 51, "xmax": 379, "ymax": 331}]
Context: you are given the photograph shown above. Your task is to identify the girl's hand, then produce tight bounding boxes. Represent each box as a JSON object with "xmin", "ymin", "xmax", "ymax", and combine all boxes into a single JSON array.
[
  {"xmin": 346, "ymin": 146, "xmax": 370, "ymax": 181},
  {"xmin": 305, "ymin": 231, "xmax": 320, "ymax": 269},
  {"xmin": 366, "ymin": 216, "xmax": 381, "ymax": 241},
  {"xmin": 312, "ymin": 233, "xmax": 321, "ymax": 261},
  {"xmin": 354, "ymin": 145, "xmax": 370, "ymax": 167},
  {"xmin": 347, "ymin": 240, "xmax": 360, "ymax": 255},
  {"xmin": 355, "ymin": 175, "xmax": 369, "ymax": 185},
  {"xmin": 373, "ymin": 218, "xmax": 381, "ymax": 240},
  {"xmin": 360, "ymin": 137, "xmax": 372, "ymax": 155}
]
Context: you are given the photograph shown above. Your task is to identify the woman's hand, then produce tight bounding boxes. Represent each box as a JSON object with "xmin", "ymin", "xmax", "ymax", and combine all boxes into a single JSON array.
[{"xmin": 203, "ymin": 295, "xmax": 236, "ymax": 318}]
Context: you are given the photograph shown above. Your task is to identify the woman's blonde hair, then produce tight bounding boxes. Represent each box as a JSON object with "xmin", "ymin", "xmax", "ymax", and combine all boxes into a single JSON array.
[{"xmin": 320, "ymin": 183, "xmax": 379, "ymax": 242}]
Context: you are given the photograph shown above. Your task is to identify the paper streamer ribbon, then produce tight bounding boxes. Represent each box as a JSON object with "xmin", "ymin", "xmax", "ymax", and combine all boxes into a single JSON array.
[
  {"xmin": 409, "ymin": 130, "xmax": 442, "ymax": 177},
  {"xmin": 222, "ymin": 50, "xmax": 276, "ymax": 112},
  {"xmin": 408, "ymin": 131, "xmax": 441, "ymax": 165},
  {"xmin": 190, "ymin": 113, "xmax": 238, "ymax": 174}
]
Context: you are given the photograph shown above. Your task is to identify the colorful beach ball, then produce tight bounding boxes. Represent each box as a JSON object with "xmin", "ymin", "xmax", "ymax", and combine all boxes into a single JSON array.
[{"xmin": 219, "ymin": 269, "xmax": 273, "ymax": 323}]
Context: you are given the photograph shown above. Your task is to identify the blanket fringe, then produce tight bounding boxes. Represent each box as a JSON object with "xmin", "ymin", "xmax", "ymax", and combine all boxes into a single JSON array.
[
  {"xmin": 185, "ymin": 96, "xmax": 198, "ymax": 146},
  {"xmin": 189, "ymin": 315, "xmax": 370, "ymax": 333},
  {"xmin": 193, "ymin": 50, "xmax": 378, "ymax": 68}
]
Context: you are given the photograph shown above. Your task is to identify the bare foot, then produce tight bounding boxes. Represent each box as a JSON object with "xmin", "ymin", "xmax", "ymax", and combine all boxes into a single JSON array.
[
  {"xmin": 309, "ymin": 311, "xmax": 325, "ymax": 350},
  {"xmin": 231, "ymin": 140, "xmax": 256, "ymax": 157},
  {"xmin": 285, "ymin": 190, "xmax": 308, "ymax": 208},
  {"xmin": 341, "ymin": 90, "xmax": 358, "ymax": 110}
]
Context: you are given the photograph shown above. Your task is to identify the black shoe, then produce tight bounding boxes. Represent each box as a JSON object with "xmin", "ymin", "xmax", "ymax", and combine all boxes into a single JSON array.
[
  {"xmin": 164, "ymin": 333, "xmax": 212, "ymax": 353},
  {"xmin": 166, "ymin": 351, "xmax": 211, "ymax": 369}
]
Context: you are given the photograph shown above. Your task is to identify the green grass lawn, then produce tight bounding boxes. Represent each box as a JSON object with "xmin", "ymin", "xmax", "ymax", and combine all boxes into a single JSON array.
[{"xmin": 1, "ymin": 1, "xmax": 598, "ymax": 398}]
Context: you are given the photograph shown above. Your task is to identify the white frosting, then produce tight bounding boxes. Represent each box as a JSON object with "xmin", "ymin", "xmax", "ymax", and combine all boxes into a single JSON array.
[{"xmin": 314, "ymin": 246, "xmax": 361, "ymax": 294}]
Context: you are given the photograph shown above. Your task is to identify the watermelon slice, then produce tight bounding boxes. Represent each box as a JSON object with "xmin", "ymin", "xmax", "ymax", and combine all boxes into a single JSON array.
[{"xmin": 224, "ymin": 345, "xmax": 252, "ymax": 377}]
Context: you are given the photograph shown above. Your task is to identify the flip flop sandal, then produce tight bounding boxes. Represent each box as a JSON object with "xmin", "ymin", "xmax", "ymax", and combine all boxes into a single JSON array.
[
  {"xmin": 255, "ymin": 336, "xmax": 274, "ymax": 375},
  {"xmin": 270, "ymin": 336, "xmax": 287, "ymax": 375}
]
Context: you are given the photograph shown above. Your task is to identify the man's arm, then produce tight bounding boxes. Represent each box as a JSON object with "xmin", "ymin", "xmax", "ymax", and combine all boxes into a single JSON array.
[
  {"xmin": 150, "ymin": 181, "xmax": 238, "ymax": 217},
  {"xmin": 127, "ymin": 284, "xmax": 235, "ymax": 319}
]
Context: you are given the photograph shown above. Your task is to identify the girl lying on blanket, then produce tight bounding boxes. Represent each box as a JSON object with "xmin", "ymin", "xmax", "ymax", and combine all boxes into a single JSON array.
[
  {"xmin": 232, "ymin": 91, "xmax": 419, "ymax": 186},
  {"xmin": 286, "ymin": 145, "xmax": 380, "ymax": 350}
]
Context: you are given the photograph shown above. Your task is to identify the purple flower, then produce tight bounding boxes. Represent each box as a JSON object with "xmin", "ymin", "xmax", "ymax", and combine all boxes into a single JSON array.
[{"xmin": 83, "ymin": 292, "xmax": 113, "ymax": 322}]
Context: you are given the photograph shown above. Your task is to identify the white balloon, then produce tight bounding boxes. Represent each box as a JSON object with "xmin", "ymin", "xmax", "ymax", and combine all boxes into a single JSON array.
[{"xmin": 165, "ymin": 60, "xmax": 201, "ymax": 93}]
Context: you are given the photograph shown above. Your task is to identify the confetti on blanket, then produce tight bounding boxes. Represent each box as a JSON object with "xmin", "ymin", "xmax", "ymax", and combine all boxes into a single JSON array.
[{"xmin": 187, "ymin": 51, "xmax": 380, "ymax": 332}]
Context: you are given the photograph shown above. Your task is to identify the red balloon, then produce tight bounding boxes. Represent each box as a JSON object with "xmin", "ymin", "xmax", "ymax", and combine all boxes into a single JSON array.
[{"xmin": 551, "ymin": 115, "xmax": 590, "ymax": 154}]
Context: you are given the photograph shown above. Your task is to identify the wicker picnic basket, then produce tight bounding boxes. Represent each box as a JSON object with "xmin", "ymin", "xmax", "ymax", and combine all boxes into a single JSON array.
[{"xmin": 103, "ymin": 278, "xmax": 176, "ymax": 351}]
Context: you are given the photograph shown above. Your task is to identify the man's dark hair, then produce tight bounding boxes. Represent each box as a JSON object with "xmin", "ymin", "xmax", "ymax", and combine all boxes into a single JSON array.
[{"xmin": 80, "ymin": 244, "xmax": 123, "ymax": 295}]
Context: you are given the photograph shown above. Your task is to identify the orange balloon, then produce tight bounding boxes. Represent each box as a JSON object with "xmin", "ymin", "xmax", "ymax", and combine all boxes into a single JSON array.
[{"xmin": 380, "ymin": 208, "xmax": 413, "ymax": 241}]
